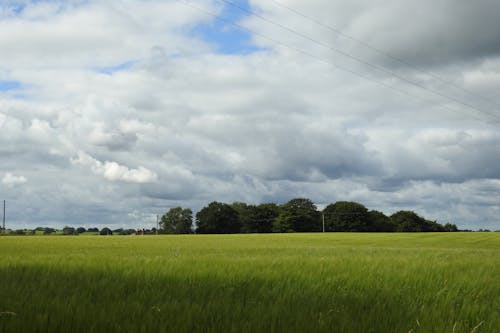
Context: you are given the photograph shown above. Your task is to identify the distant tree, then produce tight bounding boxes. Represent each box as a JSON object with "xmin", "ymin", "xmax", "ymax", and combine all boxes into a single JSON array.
[
  {"xmin": 390, "ymin": 211, "xmax": 445, "ymax": 232},
  {"xmin": 428, "ymin": 220, "xmax": 446, "ymax": 232},
  {"xmin": 323, "ymin": 201, "xmax": 370, "ymax": 232},
  {"xmin": 273, "ymin": 198, "xmax": 321, "ymax": 232},
  {"xmin": 76, "ymin": 227, "xmax": 86, "ymax": 234},
  {"xmin": 43, "ymin": 227, "xmax": 55, "ymax": 235},
  {"xmin": 252, "ymin": 203, "xmax": 280, "ymax": 233},
  {"xmin": 100, "ymin": 227, "xmax": 113, "ymax": 235},
  {"xmin": 14, "ymin": 229, "xmax": 25, "ymax": 235},
  {"xmin": 196, "ymin": 202, "xmax": 240, "ymax": 234},
  {"xmin": 231, "ymin": 202, "xmax": 279, "ymax": 233},
  {"xmin": 143, "ymin": 229, "xmax": 156, "ymax": 235},
  {"xmin": 87, "ymin": 227, "xmax": 99, "ymax": 233},
  {"xmin": 119, "ymin": 229, "xmax": 136, "ymax": 235},
  {"xmin": 391, "ymin": 211, "xmax": 424, "ymax": 232},
  {"xmin": 367, "ymin": 210, "xmax": 396, "ymax": 232},
  {"xmin": 62, "ymin": 226, "xmax": 76, "ymax": 235},
  {"xmin": 160, "ymin": 207, "xmax": 193, "ymax": 234},
  {"xmin": 443, "ymin": 223, "xmax": 458, "ymax": 232},
  {"xmin": 231, "ymin": 202, "xmax": 253, "ymax": 233}
]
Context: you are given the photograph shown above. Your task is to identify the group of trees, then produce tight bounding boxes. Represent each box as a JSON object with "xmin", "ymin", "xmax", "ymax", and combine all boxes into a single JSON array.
[
  {"xmin": 1, "ymin": 199, "xmax": 458, "ymax": 236},
  {"xmin": 159, "ymin": 198, "xmax": 458, "ymax": 234}
]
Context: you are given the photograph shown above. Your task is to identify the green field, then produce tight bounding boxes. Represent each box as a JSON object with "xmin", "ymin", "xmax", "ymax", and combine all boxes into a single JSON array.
[{"xmin": 0, "ymin": 233, "xmax": 498, "ymax": 332}]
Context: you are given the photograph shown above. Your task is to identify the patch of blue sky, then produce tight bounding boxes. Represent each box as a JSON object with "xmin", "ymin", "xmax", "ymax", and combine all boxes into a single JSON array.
[
  {"xmin": 3, "ymin": 0, "xmax": 89, "ymax": 17},
  {"xmin": 11, "ymin": 3, "xmax": 25, "ymax": 15},
  {"xmin": 192, "ymin": 0, "xmax": 265, "ymax": 55},
  {"xmin": 0, "ymin": 2, "xmax": 25, "ymax": 16},
  {"xmin": 0, "ymin": 80, "xmax": 22, "ymax": 92},
  {"xmin": 94, "ymin": 60, "xmax": 137, "ymax": 75}
]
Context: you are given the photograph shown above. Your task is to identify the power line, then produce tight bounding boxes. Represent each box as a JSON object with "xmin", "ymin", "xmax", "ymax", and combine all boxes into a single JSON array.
[
  {"xmin": 268, "ymin": 0, "xmax": 500, "ymax": 110},
  {"xmin": 216, "ymin": 0, "xmax": 500, "ymax": 122},
  {"xmin": 178, "ymin": 0, "xmax": 496, "ymax": 123}
]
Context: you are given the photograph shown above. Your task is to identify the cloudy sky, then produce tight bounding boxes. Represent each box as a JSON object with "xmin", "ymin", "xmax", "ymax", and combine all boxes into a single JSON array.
[{"xmin": 1, "ymin": 0, "xmax": 500, "ymax": 230}]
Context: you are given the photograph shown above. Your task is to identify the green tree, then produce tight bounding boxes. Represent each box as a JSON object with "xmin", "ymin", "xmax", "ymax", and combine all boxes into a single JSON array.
[
  {"xmin": 231, "ymin": 202, "xmax": 279, "ymax": 233},
  {"xmin": 367, "ymin": 210, "xmax": 396, "ymax": 232},
  {"xmin": 252, "ymin": 203, "xmax": 279, "ymax": 233},
  {"xmin": 62, "ymin": 226, "xmax": 76, "ymax": 235},
  {"xmin": 160, "ymin": 207, "xmax": 193, "ymax": 234},
  {"xmin": 390, "ymin": 211, "xmax": 442, "ymax": 232},
  {"xmin": 76, "ymin": 227, "xmax": 86, "ymax": 234},
  {"xmin": 273, "ymin": 198, "xmax": 320, "ymax": 232},
  {"xmin": 43, "ymin": 227, "xmax": 55, "ymax": 235},
  {"xmin": 323, "ymin": 201, "xmax": 370, "ymax": 232},
  {"xmin": 196, "ymin": 202, "xmax": 240, "ymax": 234},
  {"xmin": 443, "ymin": 223, "xmax": 458, "ymax": 232},
  {"xmin": 100, "ymin": 227, "xmax": 113, "ymax": 235},
  {"xmin": 231, "ymin": 202, "xmax": 253, "ymax": 233}
]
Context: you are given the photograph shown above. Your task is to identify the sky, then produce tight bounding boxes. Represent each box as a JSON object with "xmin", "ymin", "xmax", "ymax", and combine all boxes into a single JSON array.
[{"xmin": 1, "ymin": 0, "xmax": 500, "ymax": 230}]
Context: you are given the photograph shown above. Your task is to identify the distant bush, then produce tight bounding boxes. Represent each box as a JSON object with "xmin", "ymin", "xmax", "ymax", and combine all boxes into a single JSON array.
[
  {"xmin": 100, "ymin": 227, "xmax": 113, "ymax": 235},
  {"xmin": 62, "ymin": 226, "xmax": 76, "ymax": 235}
]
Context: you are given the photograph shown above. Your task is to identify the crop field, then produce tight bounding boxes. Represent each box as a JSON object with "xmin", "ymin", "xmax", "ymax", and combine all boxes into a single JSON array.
[{"xmin": 0, "ymin": 233, "xmax": 499, "ymax": 332}]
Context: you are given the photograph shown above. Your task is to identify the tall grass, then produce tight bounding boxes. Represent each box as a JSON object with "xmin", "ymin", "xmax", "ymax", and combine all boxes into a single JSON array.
[{"xmin": 0, "ymin": 233, "xmax": 499, "ymax": 332}]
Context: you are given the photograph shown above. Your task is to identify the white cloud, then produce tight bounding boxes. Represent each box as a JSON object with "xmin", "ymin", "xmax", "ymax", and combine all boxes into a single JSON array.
[
  {"xmin": 0, "ymin": 113, "xmax": 6, "ymax": 128},
  {"xmin": 72, "ymin": 152, "xmax": 157, "ymax": 183},
  {"xmin": 1, "ymin": 0, "xmax": 499, "ymax": 230},
  {"xmin": 2, "ymin": 172, "xmax": 27, "ymax": 186},
  {"xmin": 0, "ymin": 0, "xmax": 215, "ymax": 69}
]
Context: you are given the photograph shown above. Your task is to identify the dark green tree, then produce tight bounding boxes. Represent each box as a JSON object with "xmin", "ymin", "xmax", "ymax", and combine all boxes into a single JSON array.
[
  {"xmin": 367, "ymin": 210, "xmax": 396, "ymax": 232},
  {"xmin": 273, "ymin": 198, "xmax": 321, "ymax": 232},
  {"xmin": 252, "ymin": 203, "xmax": 279, "ymax": 233},
  {"xmin": 76, "ymin": 227, "xmax": 86, "ymax": 234},
  {"xmin": 99, "ymin": 227, "xmax": 113, "ymax": 235},
  {"xmin": 231, "ymin": 202, "xmax": 279, "ymax": 233},
  {"xmin": 196, "ymin": 202, "xmax": 240, "ymax": 234},
  {"xmin": 323, "ymin": 201, "xmax": 370, "ymax": 232},
  {"xmin": 160, "ymin": 207, "xmax": 193, "ymax": 234},
  {"xmin": 390, "ymin": 211, "xmax": 441, "ymax": 232},
  {"xmin": 62, "ymin": 226, "xmax": 76, "ymax": 235},
  {"xmin": 43, "ymin": 227, "xmax": 55, "ymax": 235},
  {"xmin": 443, "ymin": 223, "xmax": 458, "ymax": 232},
  {"xmin": 231, "ymin": 202, "xmax": 253, "ymax": 233}
]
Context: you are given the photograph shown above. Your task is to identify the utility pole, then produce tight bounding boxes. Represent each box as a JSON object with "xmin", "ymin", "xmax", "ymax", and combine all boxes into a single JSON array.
[
  {"xmin": 322, "ymin": 212, "xmax": 325, "ymax": 233},
  {"xmin": 2, "ymin": 200, "xmax": 5, "ymax": 234}
]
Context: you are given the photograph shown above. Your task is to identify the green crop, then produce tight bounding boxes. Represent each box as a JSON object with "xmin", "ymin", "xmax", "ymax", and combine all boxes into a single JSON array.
[{"xmin": 0, "ymin": 233, "xmax": 498, "ymax": 332}]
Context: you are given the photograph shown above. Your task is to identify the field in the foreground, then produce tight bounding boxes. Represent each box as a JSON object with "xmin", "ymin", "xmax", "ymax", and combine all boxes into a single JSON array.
[{"xmin": 0, "ymin": 233, "xmax": 499, "ymax": 333}]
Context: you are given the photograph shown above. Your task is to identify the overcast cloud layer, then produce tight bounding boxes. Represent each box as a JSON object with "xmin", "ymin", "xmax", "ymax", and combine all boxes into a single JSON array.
[{"xmin": 1, "ymin": 0, "xmax": 500, "ymax": 230}]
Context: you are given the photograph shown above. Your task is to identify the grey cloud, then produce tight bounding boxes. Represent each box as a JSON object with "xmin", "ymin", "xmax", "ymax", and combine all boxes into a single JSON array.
[
  {"xmin": 251, "ymin": 0, "xmax": 500, "ymax": 69},
  {"xmin": 89, "ymin": 130, "xmax": 138, "ymax": 151},
  {"xmin": 1, "ymin": 1, "xmax": 500, "ymax": 231}
]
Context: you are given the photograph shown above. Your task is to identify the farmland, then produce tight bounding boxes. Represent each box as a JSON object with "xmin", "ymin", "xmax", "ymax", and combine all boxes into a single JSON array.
[{"xmin": 0, "ymin": 233, "xmax": 499, "ymax": 332}]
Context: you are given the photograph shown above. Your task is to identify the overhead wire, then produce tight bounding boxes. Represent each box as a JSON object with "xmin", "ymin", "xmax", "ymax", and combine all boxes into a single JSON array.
[
  {"xmin": 268, "ymin": 0, "xmax": 500, "ymax": 111},
  {"xmin": 177, "ymin": 0, "xmax": 497, "ymax": 123},
  {"xmin": 216, "ymin": 0, "xmax": 500, "ymax": 122}
]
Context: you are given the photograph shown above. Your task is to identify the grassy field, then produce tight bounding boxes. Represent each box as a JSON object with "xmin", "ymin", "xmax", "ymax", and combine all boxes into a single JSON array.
[{"xmin": 0, "ymin": 233, "xmax": 498, "ymax": 332}]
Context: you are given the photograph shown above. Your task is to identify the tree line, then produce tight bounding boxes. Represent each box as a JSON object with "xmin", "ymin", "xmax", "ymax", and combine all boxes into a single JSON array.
[
  {"xmin": 0, "ymin": 198, "xmax": 460, "ymax": 236},
  {"xmin": 160, "ymin": 198, "xmax": 458, "ymax": 234}
]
